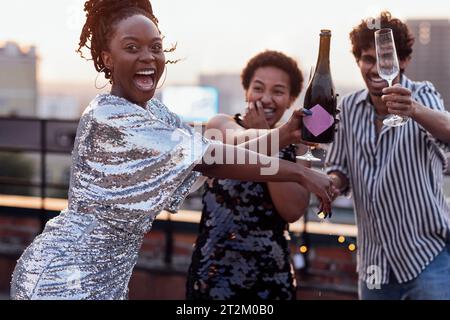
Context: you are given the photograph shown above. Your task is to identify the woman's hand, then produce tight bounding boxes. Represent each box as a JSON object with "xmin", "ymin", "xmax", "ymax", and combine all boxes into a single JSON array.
[
  {"xmin": 280, "ymin": 108, "xmax": 316, "ymax": 146},
  {"xmin": 299, "ymin": 167, "xmax": 333, "ymax": 215},
  {"xmin": 382, "ymin": 84, "xmax": 418, "ymax": 118},
  {"xmin": 241, "ymin": 100, "xmax": 270, "ymax": 129}
]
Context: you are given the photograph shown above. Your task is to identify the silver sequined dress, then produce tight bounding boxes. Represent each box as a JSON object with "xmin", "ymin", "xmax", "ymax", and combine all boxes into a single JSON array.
[{"xmin": 10, "ymin": 94, "xmax": 210, "ymax": 300}]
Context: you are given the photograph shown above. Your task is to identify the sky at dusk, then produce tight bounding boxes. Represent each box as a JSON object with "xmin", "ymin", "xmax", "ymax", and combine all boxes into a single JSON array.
[{"xmin": 1, "ymin": 0, "xmax": 449, "ymax": 89}]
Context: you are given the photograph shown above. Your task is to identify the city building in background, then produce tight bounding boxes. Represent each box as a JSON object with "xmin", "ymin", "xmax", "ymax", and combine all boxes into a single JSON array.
[
  {"xmin": 198, "ymin": 73, "xmax": 244, "ymax": 116},
  {"xmin": 37, "ymin": 95, "xmax": 80, "ymax": 120},
  {"xmin": 0, "ymin": 41, "xmax": 37, "ymax": 117},
  {"xmin": 406, "ymin": 19, "xmax": 450, "ymax": 111},
  {"xmin": 161, "ymin": 86, "xmax": 219, "ymax": 122}
]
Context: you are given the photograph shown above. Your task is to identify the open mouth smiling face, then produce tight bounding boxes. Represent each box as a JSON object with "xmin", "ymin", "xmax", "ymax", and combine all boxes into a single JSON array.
[
  {"xmin": 246, "ymin": 66, "xmax": 294, "ymax": 128},
  {"xmin": 102, "ymin": 14, "xmax": 166, "ymax": 107},
  {"xmin": 133, "ymin": 68, "xmax": 156, "ymax": 92}
]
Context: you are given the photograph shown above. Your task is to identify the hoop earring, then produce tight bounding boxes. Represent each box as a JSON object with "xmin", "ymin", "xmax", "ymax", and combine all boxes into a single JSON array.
[
  {"xmin": 95, "ymin": 67, "xmax": 110, "ymax": 90},
  {"xmin": 156, "ymin": 65, "xmax": 168, "ymax": 90}
]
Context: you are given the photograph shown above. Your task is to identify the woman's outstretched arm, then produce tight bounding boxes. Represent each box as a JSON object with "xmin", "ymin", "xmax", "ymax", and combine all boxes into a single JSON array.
[
  {"xmin": 193, "ymin": 143, "xmax": 332, "ymax": 213},
  {"xmin": 204, "ymin": 109, "xmax": 309, "ymax": 156}
]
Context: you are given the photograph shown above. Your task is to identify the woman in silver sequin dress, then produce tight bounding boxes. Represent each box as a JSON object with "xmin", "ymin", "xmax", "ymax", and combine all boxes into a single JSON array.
[{"xmin": 10, "ymin": 0, "xmax": 333, "ymax": 300}]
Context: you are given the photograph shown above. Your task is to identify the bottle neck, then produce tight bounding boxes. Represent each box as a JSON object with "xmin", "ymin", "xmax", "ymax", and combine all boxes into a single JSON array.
[{"xmin": 316, "ymin": 35, "xmax": 331, "ymax": 74}]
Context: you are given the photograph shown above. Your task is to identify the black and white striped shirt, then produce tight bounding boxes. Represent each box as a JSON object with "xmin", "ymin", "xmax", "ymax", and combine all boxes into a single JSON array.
[{"xmin": 326, "ymin": 75, "xmax": 450, "ymax": 284}]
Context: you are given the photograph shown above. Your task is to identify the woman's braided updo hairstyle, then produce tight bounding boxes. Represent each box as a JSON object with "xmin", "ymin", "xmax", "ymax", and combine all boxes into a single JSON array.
[{"xmin": 77, "ymin": 0, "xmax": 160, "ymax": 81}]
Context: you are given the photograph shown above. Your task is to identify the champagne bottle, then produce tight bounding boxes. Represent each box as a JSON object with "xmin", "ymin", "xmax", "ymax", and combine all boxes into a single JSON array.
[{"xmin": 302, "ymin": 29, "xmax": 337, "ymax": 144}]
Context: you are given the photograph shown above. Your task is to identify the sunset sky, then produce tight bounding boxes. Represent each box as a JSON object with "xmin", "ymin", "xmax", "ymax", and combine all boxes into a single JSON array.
[{"xmin": 1, "ymin": 0, "xmax": 449, "ymax": 89}]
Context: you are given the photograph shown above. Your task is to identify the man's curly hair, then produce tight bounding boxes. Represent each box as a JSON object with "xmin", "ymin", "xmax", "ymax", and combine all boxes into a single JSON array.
[
  {"xmin": 241, "ymin": 50, "xmax": 304, "ymax": 99},
  {"xmin": 350, "ymin": 11, "xmax": 415, "ymax": 63}
]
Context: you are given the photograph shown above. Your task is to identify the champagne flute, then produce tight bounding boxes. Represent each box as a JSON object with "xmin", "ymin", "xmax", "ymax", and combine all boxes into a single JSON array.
[
  {"xmin": 297, "ymin": 145, "xmax": 320, "ymax": 162},
  {"xmin": 297, "ymin": 65, "xmax": 321, "ymax": 162},
  {"xmin": 375, "ymin": 28, "xmax": 409, "ymax": 127}
]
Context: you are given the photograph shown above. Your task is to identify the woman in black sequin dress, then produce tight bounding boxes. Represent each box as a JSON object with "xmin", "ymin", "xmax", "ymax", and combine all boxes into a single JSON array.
[{"xmin": 187, "ymin": 51, "xmax": 312, "ymax": 300}]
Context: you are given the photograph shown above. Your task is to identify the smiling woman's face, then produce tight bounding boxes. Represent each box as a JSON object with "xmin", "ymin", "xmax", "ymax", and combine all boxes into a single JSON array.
[
  {"xmin": 101, "ymin": 14, "xmax": 165, "ymax": 107},
  {"xmin": 245, "ymin": 66, "xmax": 294, "ymax": 128}
]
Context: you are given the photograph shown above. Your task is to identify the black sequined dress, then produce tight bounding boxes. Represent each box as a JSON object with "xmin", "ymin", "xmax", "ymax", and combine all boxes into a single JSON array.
[{"xmin": 186, "ymin": 123, "xmax": 297, "ymax": 300}]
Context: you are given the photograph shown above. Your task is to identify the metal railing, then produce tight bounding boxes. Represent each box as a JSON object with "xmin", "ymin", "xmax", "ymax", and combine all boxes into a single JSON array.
[{"xmin": 0, "ymin": 117, "xmax": 78, "ymax": 230}]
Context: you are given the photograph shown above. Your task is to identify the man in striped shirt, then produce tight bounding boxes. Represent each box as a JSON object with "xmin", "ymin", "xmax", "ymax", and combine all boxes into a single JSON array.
[{"xmin": 326, "ymin": 11, "xmax": 450, "ymax": 299}]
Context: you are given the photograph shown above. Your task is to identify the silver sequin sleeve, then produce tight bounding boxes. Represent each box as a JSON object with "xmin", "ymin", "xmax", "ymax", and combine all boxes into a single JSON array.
[{"xmin": 10, "ymin": 94, "xmax": 211, "ymax": 299}]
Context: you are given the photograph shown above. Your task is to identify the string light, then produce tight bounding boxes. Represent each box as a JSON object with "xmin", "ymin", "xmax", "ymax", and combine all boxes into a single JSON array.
[
  {"xmin": 348, "ymin": 244, "xmax": 356, "ymax": 252},
  {"xmin": 338, "ymin": 236, "xmax": 345, "ymax": 243},
  {"xmin": 300, "ymin": 245, "xmax": 308, "ymax": 254}
]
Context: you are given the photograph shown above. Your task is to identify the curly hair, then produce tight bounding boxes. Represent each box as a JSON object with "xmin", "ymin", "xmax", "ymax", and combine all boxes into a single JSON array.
[
  {"xmin": 241, "ymin": 50, "xmax": 304, "ymax": 99},
  {"xmin": 350, "ymin": 11, "xmax": 415, "ymax": 64},
  {"xmin": 77, "ymin": 0, "xmax": 161, "ymax": 81}
]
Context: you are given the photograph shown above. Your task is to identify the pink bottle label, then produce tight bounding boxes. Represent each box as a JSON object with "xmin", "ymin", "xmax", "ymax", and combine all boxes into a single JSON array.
[{"xmin": 303, "ymin": 104, "xmax": 334, "ymax": 137}]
